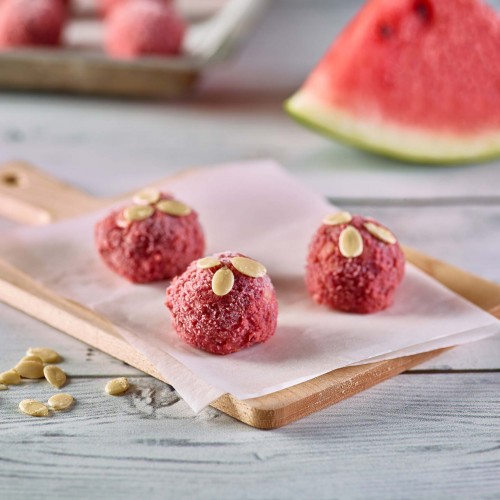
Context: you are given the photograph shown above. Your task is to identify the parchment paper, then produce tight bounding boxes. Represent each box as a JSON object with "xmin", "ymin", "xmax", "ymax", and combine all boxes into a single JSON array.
[{"xmin": 1, "ymin": 160, "xmax": 498, "ymax": 412}]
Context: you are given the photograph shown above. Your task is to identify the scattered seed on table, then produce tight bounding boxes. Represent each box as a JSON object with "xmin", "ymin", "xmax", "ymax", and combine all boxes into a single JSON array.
[
  {"xmin": 48, "ymin": 393, "xmax": 74, "ymax": 411},
  {"xmin": 0, "ymin": 369, "xmax": 21, "ymax": 385},
  {"xmin": 15, "ymin": 360, "xmax": 44, "ymax": 379},
  {"xmin": 19, "ymin": 399, "xmax": 49, "ymax": 417},
  {"xmin": 19, "ymin": 355, "xmax": 44, "ymax": 364},
  {"xmin": 105, "ymin": 377, "xmax": 130, "ymax": 395},
  {"xmin": 44, "ymin": 365, "xmax": 67, "ymax": 389},
  {"xmin": 26, "ymin": 347, "xmax": 61, "ymax": 364}
]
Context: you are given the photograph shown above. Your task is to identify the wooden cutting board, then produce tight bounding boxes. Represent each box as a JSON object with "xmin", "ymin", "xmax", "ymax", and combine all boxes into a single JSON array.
[{"xmin": 1, "ymin": 161, "xmax": 499, "ymax": 429}]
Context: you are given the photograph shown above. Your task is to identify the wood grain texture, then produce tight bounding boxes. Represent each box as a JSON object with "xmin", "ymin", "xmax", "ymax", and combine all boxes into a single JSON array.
[
  {"xmin": 212, "ymin": 349, "xmax": 449, "ymax": 429},
  {"xmin": 0, "ymin": 374, "xmax": 499, "ymax": 499},
  {"xmin": 1, "ymin": 161, "xmax": 499, "ymax": 429},
  {"xmin": 0, "ymin": 53, "xmax": 199, "ymax": 99}
]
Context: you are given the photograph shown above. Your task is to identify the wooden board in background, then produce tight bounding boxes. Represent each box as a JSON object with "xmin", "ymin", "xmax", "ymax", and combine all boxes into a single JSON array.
[
  {"xmin": 0, "ymin": 161, "xmax": 499, "ymax": 429},
  {"xmin": 0, "ymin": 0, "xmax": 267, "ymax": 98}
]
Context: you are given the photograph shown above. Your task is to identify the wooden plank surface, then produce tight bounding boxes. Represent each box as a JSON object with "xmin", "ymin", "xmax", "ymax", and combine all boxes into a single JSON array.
[
  {"xmin": 0, "ymin": 374, "xmax": 499, "ymax": 499},
  {"xmin": 0, "ymin": 0, "xmax": 499, "ymax": 496}
]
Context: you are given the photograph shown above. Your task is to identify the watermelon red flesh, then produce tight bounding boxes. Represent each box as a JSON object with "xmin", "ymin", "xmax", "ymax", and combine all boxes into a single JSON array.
[{"xmin": 286, "ymin": 0, "xmax": 500, "ymax": 163}]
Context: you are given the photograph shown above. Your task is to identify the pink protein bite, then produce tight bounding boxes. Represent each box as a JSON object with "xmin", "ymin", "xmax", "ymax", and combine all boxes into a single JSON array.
[
  {"xmin": 306, "ymin": 213, "xmax": 405, "ymax": 314},
  {"xmin": 95, "ymin": 189, "xmax": 205, "ymax": 283},
  {"xmin": 105, "ymin": 0, "xmax": 185, "ymax": 58},
  {"xmin": 165, "ymin": 252, "xmax": 278, "ymax": 355},
  {"xmin": 0, "ymin": 0, "xmax": 66, "ymax": 48}
]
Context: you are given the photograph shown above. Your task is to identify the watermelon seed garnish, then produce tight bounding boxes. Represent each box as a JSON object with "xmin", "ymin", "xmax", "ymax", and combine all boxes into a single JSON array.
[
  {"xmin": 156, "ymin": 199, "xmax": 192, "ymax": 217},
  {"xmin": 197, "ymin": 257, "xmax": 221, "ymax": 269},
  {"xmin": 212, "ymin": 267, "xmax": 235, "ymax": 296},
  {"xmin": 364, "ymin": 222, "xmax": 396, "ymax": 244},
  {"xmin": 339, "ymin": 226, "xmax": 363, "ymax": 258},
  {"xmin": 231, "ymin": 256, "xmax": 267, "ymax": 278},
  {"xmin": 123, "ymin": 205, "xmax": 154, "ymax": 222},
  {"xmin": 323, "ymin": 211, "xmax": 352, "ymax": 226},
  {"xmin": 132, "ymin": 187, "xmax": 161, "ymax": 205}
]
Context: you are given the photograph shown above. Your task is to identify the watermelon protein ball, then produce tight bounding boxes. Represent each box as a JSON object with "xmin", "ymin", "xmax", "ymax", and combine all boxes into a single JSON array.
[
  {"xmin": 105, "ymin": 1, "xmax": 186, "ymax": 58},
  {"xmin": 95, "ymin": 188, "xmax": 205, "ymax": 283},
  {"xmin": 165, "ymin": 252, "xmax": 278, "ymax": 355},
  {"xmin": 306, "ymin": 212, "xmax": 405, "ymax": 314},
  {"xmin": 0, "ymin": 0, "xmax": 66, "ymax": 49}
]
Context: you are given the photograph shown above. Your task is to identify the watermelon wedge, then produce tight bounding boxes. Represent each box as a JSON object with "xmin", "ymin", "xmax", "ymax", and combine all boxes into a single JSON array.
[{"xmin": 285, "ymin": 0, "xmax": 500, "ymax": 164}]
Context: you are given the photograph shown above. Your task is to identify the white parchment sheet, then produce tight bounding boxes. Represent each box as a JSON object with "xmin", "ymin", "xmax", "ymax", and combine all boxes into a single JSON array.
[{"xmin": 1, "ymin": 160, "xmax": 498, "ymax": 412}]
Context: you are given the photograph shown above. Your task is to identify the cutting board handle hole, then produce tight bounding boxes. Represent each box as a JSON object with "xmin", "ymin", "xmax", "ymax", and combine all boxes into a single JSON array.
[{"xmin": 1, "ymin": 172, "xmax": 24, "ymax": 188}]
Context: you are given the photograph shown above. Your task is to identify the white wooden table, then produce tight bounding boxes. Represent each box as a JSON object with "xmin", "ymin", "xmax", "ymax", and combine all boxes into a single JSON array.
[{"xmin": 1, "ymin": 1, "xmax": 499, "ymax": 498}]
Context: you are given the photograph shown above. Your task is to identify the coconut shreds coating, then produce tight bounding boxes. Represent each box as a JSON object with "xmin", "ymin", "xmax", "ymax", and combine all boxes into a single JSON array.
[
  {"xmin": 165, "ymin": 252, "xmax": 278, "ymax": 355},
  {"xmin": 306, "ymin": 215, "xmax": 405, "ymax": 313},
  {"xmin": 95, "ymin": 193, "xmax": 205, "ymax": 283}
]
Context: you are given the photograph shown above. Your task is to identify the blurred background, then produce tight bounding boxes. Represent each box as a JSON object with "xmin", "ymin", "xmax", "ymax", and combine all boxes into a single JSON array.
[
  {"xmin": 0, "ymin": 0, "xmax": 360, "ymax": 196},
  {"xmin": 0, "ymin": 0, "xmax": 499, "ymax": 205}
]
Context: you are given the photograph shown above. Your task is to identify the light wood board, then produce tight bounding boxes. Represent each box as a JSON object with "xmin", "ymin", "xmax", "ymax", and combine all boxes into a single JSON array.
[{"xmin": 0, "ymin": 161, "xmax": 499, "ymax": 429}]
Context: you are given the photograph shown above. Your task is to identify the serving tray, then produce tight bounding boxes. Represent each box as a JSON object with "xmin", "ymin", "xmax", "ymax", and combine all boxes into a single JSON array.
[
  {"xmin": 0, "ymin": 161, "xmax": 499, "ymax": 429},
  {"xmin": 0, "ymin": 0, "xmax": 267, "ymax": 98}
]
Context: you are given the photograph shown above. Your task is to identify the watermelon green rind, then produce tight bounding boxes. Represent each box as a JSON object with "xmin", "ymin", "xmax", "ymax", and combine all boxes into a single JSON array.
[{"xmin": 285, "ymin": 90, "xmax": 500, "ymax": 165}]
